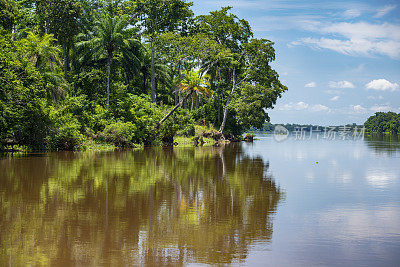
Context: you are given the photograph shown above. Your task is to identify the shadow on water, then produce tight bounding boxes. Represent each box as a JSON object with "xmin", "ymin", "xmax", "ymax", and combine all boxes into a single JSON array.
[
  {"xmin": 0, "ymin": 144, "xmax": 283, "ymax": 266},
  {"xmin": 364, "ymin": 134, "xmax": 400, "ymax": 155}
]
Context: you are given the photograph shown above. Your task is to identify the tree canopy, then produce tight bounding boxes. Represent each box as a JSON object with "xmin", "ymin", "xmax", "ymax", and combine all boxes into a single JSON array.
[
  {"xmin": 364, "ymin": 112, "xmax": 400, "ymax": 134},
  {"xmin": 0, "ymin": 0, "xmax": 288, "ymax": 151}
]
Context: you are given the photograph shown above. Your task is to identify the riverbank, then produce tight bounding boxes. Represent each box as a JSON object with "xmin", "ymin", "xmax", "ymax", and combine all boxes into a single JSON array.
[{"xmin": 1, "ymin": 125, "xmax": 255, "ymax": 154}]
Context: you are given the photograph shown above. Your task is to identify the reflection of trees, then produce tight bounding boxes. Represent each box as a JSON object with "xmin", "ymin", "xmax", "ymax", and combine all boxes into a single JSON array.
[
  {"xmin": 0, "ymin": 145, "xmax": 283, "ymax": 266},
  {"xmin": 364, "ymin": 134, "xmax": 400, "ymax": 156}
]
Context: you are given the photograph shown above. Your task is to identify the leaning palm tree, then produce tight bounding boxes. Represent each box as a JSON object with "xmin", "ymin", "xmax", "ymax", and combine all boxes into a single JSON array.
[
  {"xmin": 76, "ymin": 12, "xmax": 139, "ymax": 108},
  {"xmin": 157, "ymin": 70, "xmax": 212, "ymax": 127}
]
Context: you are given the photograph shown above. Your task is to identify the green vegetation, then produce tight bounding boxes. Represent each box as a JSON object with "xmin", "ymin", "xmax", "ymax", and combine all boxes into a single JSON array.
[
  {"xmin": 364, "ymin": 112, "xmax": 400, "ymax": 134},
  {"xmin": 0, "ymin": 0, "xmax": 287, "ymax": 151}
]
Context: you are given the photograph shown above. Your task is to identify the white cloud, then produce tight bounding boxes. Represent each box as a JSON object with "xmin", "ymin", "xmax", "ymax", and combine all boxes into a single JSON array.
[
  {"xmin": 343, "ymin": 9, "xmax": 361, "ymax": 19},
  {"xmin": 374, "ymin": 5, "xmax": 397, "ymax": 18},
  {"xmin": 325, "ymin": 89, "xmax": 342, "ymax": 95},
  {"xmin": 278, "ymin": 102, "xmax": 330, "ymax": 112},
  {"xmin": 329, "ymin": 80, "xmax": 355, "ymax": 88},
  {"xmin": 310, "ymin": 104, "xmax": 329, "ymax": 112},
  {"xmin": 365, "ymin": 79, "xmax": 399, "ymax": 91},
  {"xmin": 279, "ymin": 101, "xmax": 309, "ymax": 111},
  {"xmin": 320, "ymin": 22, "xmax": 400, "ymax": 40},
  {"xmin": 305, "ymin": 81, "xmax": 316, "ymax": 88},
  {"xmin": 330, "ymin": 96, "xmax": 340, "ymax": 101},
  {"xmin": 291, "ymin": 22, "xmax": 400, "ymax": 59},
  {"xmin": 353, "ymin": 104, "xmax": 367, "ymax": 113},
  {"xmin": 295, "ymin": 102, "xmax": 309, "ymax": 110}
]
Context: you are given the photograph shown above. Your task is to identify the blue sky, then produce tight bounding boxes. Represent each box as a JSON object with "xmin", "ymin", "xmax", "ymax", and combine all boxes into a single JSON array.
[{"xmin": 191, "ymin": 0, "xmax": 400, "ymax": 125}]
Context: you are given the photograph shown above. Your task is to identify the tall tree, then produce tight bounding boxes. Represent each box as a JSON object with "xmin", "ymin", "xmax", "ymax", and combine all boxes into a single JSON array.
[
  {"xmin": 0, "ymin": 0, "xmax": 19, "ymax": 32},
  {"xmin": 76, "ymin": 12, "xmax": 139, "ymax": 108},
  {"xmin": 138, "ymin": 45, "xmax": 169, "ymax": 96},
  {"xmin": 132, "ymin": 0, "xmax": 193, "ymax": 103},
  {"xmin": 22, "ymin": 31, "xmax": 68, "ymax": 103},
  {"xmin": 196, "ymin": 7, "xmax": 252, "ymax": 51},
  {"xmin": 47, "ymin": 0, "xmax": 81, "ymax": 79}
]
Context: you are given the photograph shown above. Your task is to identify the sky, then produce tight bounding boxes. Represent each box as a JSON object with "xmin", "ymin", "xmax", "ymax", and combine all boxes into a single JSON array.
[{"xmin": 191, "ymin": 0, "xmax": 400, "ymax": 125}]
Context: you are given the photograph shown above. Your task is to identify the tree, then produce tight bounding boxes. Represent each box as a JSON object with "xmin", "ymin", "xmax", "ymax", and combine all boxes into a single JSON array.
[
  {"xmin": 0, "ymin": 0, "xmax": 19, "ymax": 32},
  {"xmin": 138, "ymin": 45, "xmax": 170, "ymax": 96},
  {"xmin": 154, "ymin": 32, "xmax": 228, "ymax": 104},
  {"xmin": 76, "ymin": 12, "xmax": 139, "ymax": 108},
  {"xmin": 219, "ymin": 38, "xmax": 287, "ymax": 134},
  {"xmin": 196, "ymin": 7, "xmax": 252, "ymax": 51},
  {"xmin": 46, "ymin": 0, "xmax": 81, "ymax": 78},
  {"xmin": 158, "ymin": 70, "xmax": 211, "ymax": 127},
  {"xmin": 0, "ymin": 33, "xmax": 51, "ymax": 148},
  {"xmin": 364, "ymin": 112, "xmax": 400, "ymax": 134},
  {"xmin": 196, "ymin": 8, "xmax": 287, "ymax": 136},
  {"xmin": 23, "ymin": 31, "xmax": 61, "ymax": 69},
  {"xmin": 132, "ymin": 0, "xmax": 193, "ymax": 103},
  {"xmin": 22, "ymin": 31, "xmax": 69, "ymax": 103}
]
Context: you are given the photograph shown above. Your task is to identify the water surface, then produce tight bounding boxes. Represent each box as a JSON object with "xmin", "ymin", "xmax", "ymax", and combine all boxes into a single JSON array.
[{"xmin": 0, "ymin": 136, "xmax": 399, "ymax": 266}]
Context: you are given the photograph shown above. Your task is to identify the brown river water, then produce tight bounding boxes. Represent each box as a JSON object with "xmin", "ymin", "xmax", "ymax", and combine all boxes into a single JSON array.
[{"xmin": 1, "ymin": 135, "xmax": 399, "ymax": 266}]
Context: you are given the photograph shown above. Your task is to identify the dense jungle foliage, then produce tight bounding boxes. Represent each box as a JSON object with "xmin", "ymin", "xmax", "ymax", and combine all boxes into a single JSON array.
[
  {"xmin": 364, "ymin": 112, "xmax": 400, "ymax": 134},
  {"xmin": 0, "ymin": 0, "xmax": 287, "ymax": 151}
]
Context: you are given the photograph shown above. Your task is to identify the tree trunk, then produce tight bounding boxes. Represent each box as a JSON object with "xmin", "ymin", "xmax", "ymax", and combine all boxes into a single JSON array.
[
  {"xmin": 143, "ymin": 72, "xmax": 146, "ymax": 94},
  {"xmin": 219, "ymin": 68, "xmax": 236, "ymax": 133},
  {"xmin": 107, "ymin": 54, "xmax": 111, "ymax": 109},
  {"xmin": 63, "ymin": 43, "xmax": 70, "ymax": 79},
  {"xmin": 191, "ymin": 94, "xmax": 194, "ymax": 111},
  {"xmin": 175, "ymin": 62, "xmax": 181, "ymax": 105},
  {"xmin": 217, "ymin": 92, "xmax": 220, "ymax": 125},
  {"xmin": 157, "ymin": 91, "xmax": 193, "ymax": 128},
  {"xmin": 150, "ymin": 41, "xmax": 156, "ymax": 103},
  {"xmin": 155, "ymin": 78, "xmax": 158, "ymax": 101}
]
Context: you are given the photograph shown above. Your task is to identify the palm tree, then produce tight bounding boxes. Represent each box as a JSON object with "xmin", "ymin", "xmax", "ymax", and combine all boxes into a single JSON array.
[
  {"xmin": 157, "ymin": 70, "xmax": 212, "ymax": 127},
  {"xmin": 23, "ymin": 32, "xmax": 62, "ymax": 70},
  {"xmin": 23, "ymin": 32, "xmax": 67, "ymax": 103},
  {"xmin": 76, "ymin": 12, "xmax": 139, "ymax": 108}
]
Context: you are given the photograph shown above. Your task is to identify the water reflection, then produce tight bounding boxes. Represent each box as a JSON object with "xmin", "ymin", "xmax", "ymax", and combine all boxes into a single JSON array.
[
  {"xmin": 365, "ymin": 134, "xmax": 400, "ymax": 156},
  {"xmin": 0, "ymin": 145, "xmax": 283, "ymax": 266}
]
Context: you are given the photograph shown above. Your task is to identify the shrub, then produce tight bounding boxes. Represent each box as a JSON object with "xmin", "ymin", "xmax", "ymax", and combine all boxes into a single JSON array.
[
  {"xmin": 114, "ymin": 94, "xmax": 162, "ymax": 145},
  {"xmin": 88, "ymin": 104, "xmax": 113, "ymax": 133},
  {"xmin": 103, "ymin": 121, "xmax": 136, "ymax": 148},
  {"xmin": 48, "ymin": 112, "xmax": 84, "ymax": 150},
  {"xmin": 159, "ymin": 107, "xmax": 195, "ymax": 138},
  {"xmin": 179, "ymin": 124, "xmax": 196, "ymax": 137}
]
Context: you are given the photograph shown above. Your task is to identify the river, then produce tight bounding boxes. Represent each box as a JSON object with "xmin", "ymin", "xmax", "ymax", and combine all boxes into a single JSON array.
[{"xmin": 0, "ymin": 135, "xmax": 399, "ymax": 266}]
